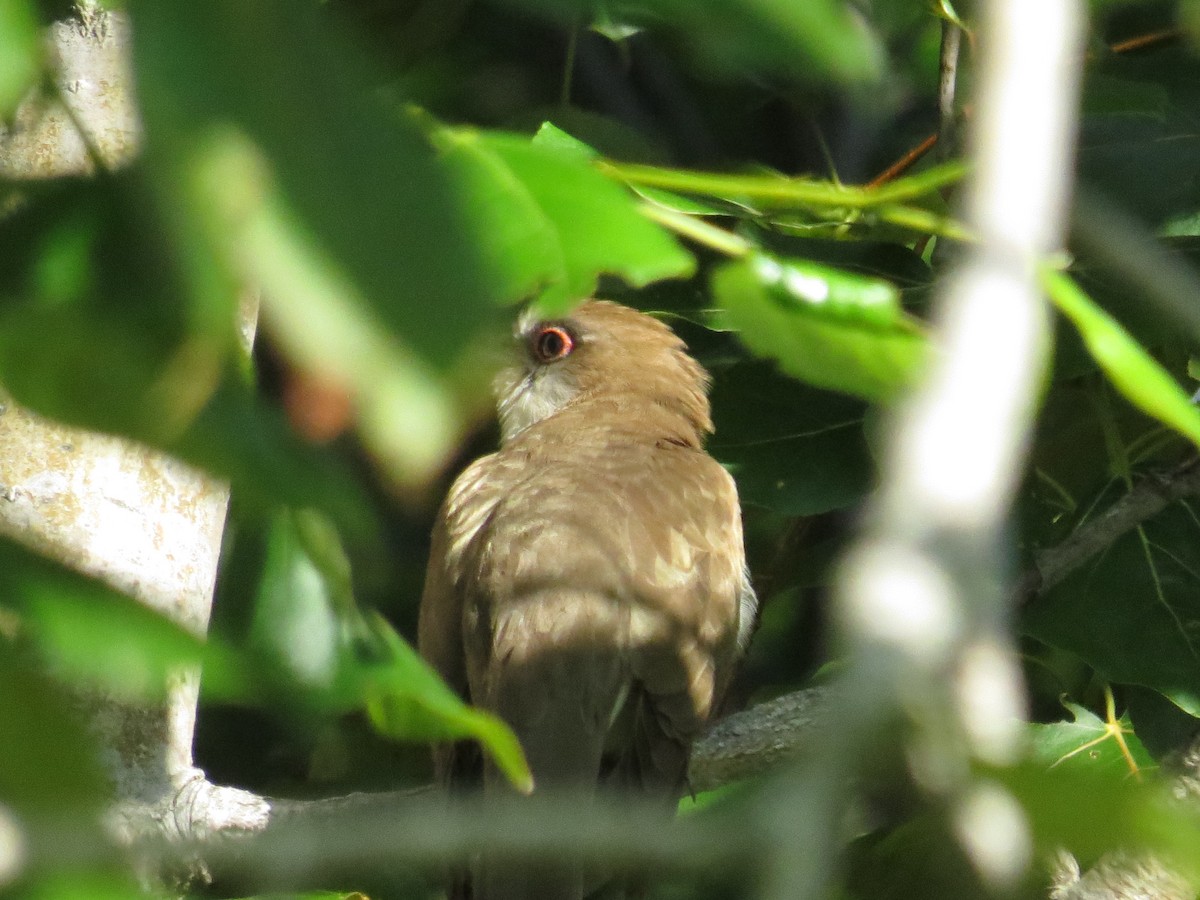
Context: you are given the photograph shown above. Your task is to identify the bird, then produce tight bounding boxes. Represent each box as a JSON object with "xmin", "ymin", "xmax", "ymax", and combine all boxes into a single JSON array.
[{"xmin": 418, "ymin": 300, "xmax": 756, "ymax": 899}]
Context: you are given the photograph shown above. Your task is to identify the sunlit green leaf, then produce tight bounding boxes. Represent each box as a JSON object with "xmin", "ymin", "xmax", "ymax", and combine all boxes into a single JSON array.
[
  {"xmin": 357, "ymin": 612, "xmax": 533, "ymax": 793},
  {"xmin": 434, "ymin": 127, "xmax": 565, "ymax": 304},
  {"xmin": 1029, "ymin": 700, "xmax": 1153, "ymax": 780},
  {"xmin": 998, "ymin": 763, "xmax": 1200, "ymax": 875},
  {"xmin": 1043, "ymin": 267, "xmax": 1200, "ymax": 450},
  {"xmin": 481, "ymin": 131, "xmax": 695, "ymax": 312},
  {"xmin": 714, "ymin": 256, "xmax": 927, "ymax": 401}
]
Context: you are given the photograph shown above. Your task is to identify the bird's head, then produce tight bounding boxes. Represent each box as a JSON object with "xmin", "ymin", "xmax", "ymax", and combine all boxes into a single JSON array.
[{"xmin": 494, "ymin": 300, "xmax": 713, "ymax": 444}]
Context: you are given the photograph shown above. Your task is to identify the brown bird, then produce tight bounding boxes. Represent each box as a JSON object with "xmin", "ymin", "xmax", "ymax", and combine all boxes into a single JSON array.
[{"xmin": 419, "ymin": 300, "xmax": 755, "ymax": 899}]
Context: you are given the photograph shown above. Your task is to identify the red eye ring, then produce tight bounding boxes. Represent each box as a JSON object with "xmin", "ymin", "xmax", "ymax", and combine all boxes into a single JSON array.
[{"xmin": 533, "ymin": 325, "xmax": 575, "ymax": 362}]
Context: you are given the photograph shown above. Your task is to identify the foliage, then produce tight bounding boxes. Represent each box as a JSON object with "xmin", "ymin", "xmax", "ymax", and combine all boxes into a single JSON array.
[{"xmin": 2, "ymin": 0, "xmax": 1200, "ymax": 898}]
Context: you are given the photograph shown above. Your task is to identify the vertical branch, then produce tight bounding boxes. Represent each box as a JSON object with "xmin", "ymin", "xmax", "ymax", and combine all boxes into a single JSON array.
[
  {"xmin": 763, "ymin": 2, "xmax": 1086, "ymax": 897},
  {"xmin": 936, "ymin": 19, "xmax": 963, "ymax": 161}
]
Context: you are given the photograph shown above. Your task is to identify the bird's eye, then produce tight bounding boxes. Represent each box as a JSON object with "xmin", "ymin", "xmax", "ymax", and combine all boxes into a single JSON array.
[{"xmin": 533, "ymin": 325, "xmax": 575, "ymax": 362}]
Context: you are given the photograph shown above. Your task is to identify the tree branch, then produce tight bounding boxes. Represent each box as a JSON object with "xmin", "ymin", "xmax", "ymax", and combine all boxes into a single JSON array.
[{"xmin": 1020, "ymin": 458, "xmax": 1200, "ymax": 601}]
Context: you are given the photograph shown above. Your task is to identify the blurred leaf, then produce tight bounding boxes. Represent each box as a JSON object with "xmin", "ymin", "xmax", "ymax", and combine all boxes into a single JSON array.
[
  {"xmin": 248, "ymin": 510, "xmax": 345, "ymax": 693},
  {"xmin": 357, "ymin": 612, "xmax": 533, "ymax": 793},
  {"xmin": 131, "ymin": 0, "xmax": 499, "ymax": 367},
  {"xmin": 998, "ymin": 763, "xmax": 1200, "ymax": 876},
  {"xmin": 1044, "ymin": 268, "xmax": 1200, "ymax": 450},
  {"xmin": 479, "ymin": 130, "xmax": 695, "ymax": 312},
  {"xmin": 1163, "ymin": 211, "xmax": 1200, "ymax": 237},
  {"xmin": 0, "ymin": 172, "xmax": 380, "ymax": 536},
  {"xmin": 0, "ymin": 537, "xmax": 252, "ymax": 704},
  {"xmin": 0, "ymin": 651, "xmax": 106, "ymax": 815},
  {"xmin": 128, "ymin": 0, "xmax": 525, "ymax": 485},
  {"xmin": 240, "ymin": 509, "xmax": 532, "ymax": 791},
  {"xmin": 1, "ymin": 538, "xmax": 201, "ymax": 701},
  {"xmin": 493, "ymin": 0, "xmax": 884, "ymax": 84},
  {"xmin": 1029, "ymin": 700, "xmax": 1153, "ymax": 780},
  {"xmin": 1024, "ymin": 502, "xmax": 1200, "ymax": 716},
  {"xmin": 0, "ymin": 0, "xmax": 39, "ymax": 117},
  {"xmin": 0, "ymin": 174, "xmax": 222, "ymax": 444},
  {"xmin": 1082, "ymin": 72, "xmax": 1172, "ymax": 118},
  {"xmin": 173, "ymin": 127, "xmax": 465, "ymax": 486},
  {"xmin": 178, "ymin": 379, "xmax": 381, "ymax": 546},
  {"xmin": 714, "ymin": 255, "xmax": 928, "ymax": 402},
  {"xmin": 709, "ymin": 361, "xmax": 873, "ymax": 514},
  {"xmin": 17, "ymin": 871, "xmax": 146, "ymax": 900}
]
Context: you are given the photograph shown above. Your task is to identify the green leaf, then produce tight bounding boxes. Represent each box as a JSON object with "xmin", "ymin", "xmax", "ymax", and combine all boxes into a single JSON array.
[
  {"xmin": 248, "ymin": 510, "xmax": 345, "ymax": 693},
  {"xmin": 998, "ymin": 762, "xmax": 1200, "ymax": 874},
  {"xmin": 358, "ymin": 612, "xmax": 533, "ymax": 793},
  {"xmin": 750, "ymin": 253, "xmax": 906, "ymax": 330},
  {"xmin": 131, "ymin": 0, "xmax": 500, "ymax": 368},
  {"xmin": 434, "ymin": 126, "xmax": 565, "ymax": 304},
  {"xmin": 0, "ymin": 0, "xmax": 40, "ymax": 116},
  {"xmin": 531, "ymin": 121, "xmax": 598, "ymax": 161},
  {"xmin": 174, "ymin": 127, "xmax": 465, "ymax": 486},
  {"xmin": 17, "ymin": 870, "xmax": 146, "ymax": 900},
  {"xmin": 1126, "ymin": 685, "xmax": 1199, "ymax": 760},
  {"xmin": 0, "ymin": 174, "xmax": 223, "ymax": 444},
  {"xmin": 0, "ymin": 537, "xmax": 251, "ymax": 705},
  {"xmin": 1, "ymin": 538, "xmax": 202, "ymax": 701},
  {"xmin": 1029, "ymin": 700, "xmax": 1153, "ymax": 780},
  {"xmin": 480, "ymin": 131, "xmax": 695, "ymax": 312},
  {"xmin": 1024, "ymin": 502, "xmax": 1200, "ymax": 717},
  {"xmin": 1043, "ymin": 267, "xmax": 1200, "ymax": 450},
  {"xmin": 130, "ymin": 1, "xmax": 544, "ymax": 486},
  {"xmin": 709, "ymin": 361, "xmax": 873, "ymax": 514},
  {"xmin": 713, "ymin": 256, "xmax": 928, "ymax": 402},
  {"xmin": 238, "ymin": 509, "xmax": 532, "ymax": 791},
  {"xmin": 0, "ymin": 651, "xmax": 107, "ymax": 816}
]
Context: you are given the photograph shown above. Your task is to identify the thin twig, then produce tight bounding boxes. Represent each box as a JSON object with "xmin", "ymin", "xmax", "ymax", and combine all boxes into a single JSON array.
[{"xmin": 936, "ymin": 19, "xmax": 963, "ymax": 162}]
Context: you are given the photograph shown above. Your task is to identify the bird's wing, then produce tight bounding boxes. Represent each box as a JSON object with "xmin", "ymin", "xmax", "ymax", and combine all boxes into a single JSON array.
[
  {"xmin": 418, "ymin": 451, "xmax": 514, "ymax": 786},
  {"xmin": 463, "ymin": 439, "xmax": 748, "ymax": 788},
  {"xmin": 616, "ymin": 445, "xmax": 749, "ymax": 796}
]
